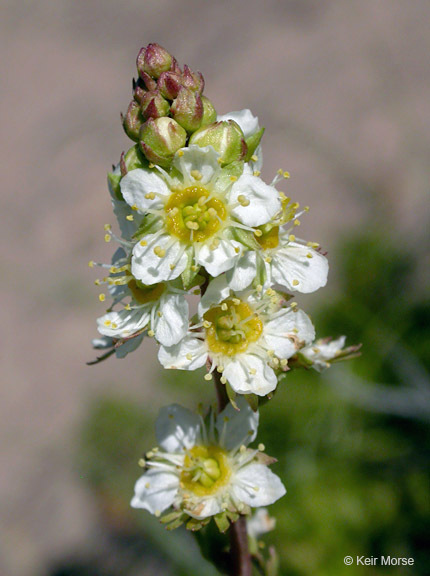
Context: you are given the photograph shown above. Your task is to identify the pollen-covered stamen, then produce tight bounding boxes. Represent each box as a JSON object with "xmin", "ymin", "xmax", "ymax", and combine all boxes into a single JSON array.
[
  {"xmin": 180, "ymin": 445, "xmax": 231, "ymax": 496},
  {"xmin": 204, "ymin": 298, "xmax": 263, "ymax": 356},
  {"xmin": 164, "ymin": 186, "xmax": 227, "ymax": 244}
]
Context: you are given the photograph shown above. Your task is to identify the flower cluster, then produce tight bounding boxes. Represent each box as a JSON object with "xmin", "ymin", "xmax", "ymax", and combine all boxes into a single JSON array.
[{"xmin": 89, "ymin": 43, "xmax": 357, "ymax": 535}]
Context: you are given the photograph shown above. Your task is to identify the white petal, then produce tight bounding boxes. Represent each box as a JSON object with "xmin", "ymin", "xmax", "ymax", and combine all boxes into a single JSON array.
[
  {"xmin": 97, "ymin": 308, "xmax": 150, "ymax": 338},
  {"xmin": 271, "ymin": 242, "xmax": 328, "ymax": 293},
  {"xmin": 232, "ymin": 464, "xmax": 286, "ymax": 507},
  {"xmin": 121, "ymin": 169, "xmax": 170, "ymax": 213},
  {"xmin": 110, "ymin": 195, "xmax": 144, "ymax": 240},
  {"xmin": 223, "ymin": 355, "xmax": 277, "ymax": 396},
  {"xmin": 264, "ymin": 308, "xmax": 315, "ymax": 356},
  {"xmin": 226, "ymin": 251, "xmax": 257, "ymax": 291},
  {"xmin": 198, "ymin": 275, "xmax": 231, "ymax": 316},
  {"xmin": 158, "ymin": 335, "xmax": 207, "ymax": 370},
  {"xmin": 131, "ymin": 233, "xmax": 188, "ymax": 284},
  {"xmin": 131, "ymin": 469, "xmax": 179, "ymax": 514},
  {"xmin": 186, "ymin": 496, "xmax": 223, "ymax": 520},
  {"xmin": 216, "ymin": 396, "xmax": 259, "ymax": 450},
  {"xmin": 230, "ymin": 175, "xmax": 281, "ymax": 227},
  {"xmin": 156, "ymin": 404, "xmax": 202, "ymax": 452},
  {"xmin": 196, "ymin": 238, "xmax": 243, "ymax": 277},
  {"xmin": 153, "ymin": 293, "xmax": 189, "ymax": 346},
  {"xmin": 173, "ymin": 145, "xmax": 220, "ymax": 185},
  {"xmin": 217, "ymin": 109, "xmax": 259, "ymax": 138}
]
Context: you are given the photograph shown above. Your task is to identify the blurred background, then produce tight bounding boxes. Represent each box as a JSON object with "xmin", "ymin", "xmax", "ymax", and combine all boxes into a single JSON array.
[{"xmin": 1, "ymin": 1, "xmax": 429, "ymax": 574}]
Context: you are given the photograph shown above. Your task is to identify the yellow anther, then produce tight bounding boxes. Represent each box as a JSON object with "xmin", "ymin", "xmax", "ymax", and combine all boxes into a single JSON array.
[
  {"xmin": 109, "ymin": 266, "xmax": 118, "ymax": 273},
  {"xmin": 307, "ymin": 241, "xmax": 320, "ymax": 248},
  {"xmin": 191, "ymin": 265, "xmax": 199, "ymax": 272},
  {"xmin": 140, "ymin": 239, "xmax": 147, "ymax": 247},
  {"xmin": 204, "ymin": 373, "xmax": 213, "ymax": 381},
  {"xmin": 280, "ymin": 359, "xmax": 288, "ymax": 367},
  {"xmin": 251, "ymin": 154, "xmax": 258, "ymax": 162},
  {"xmin": 104, "ymin": 224, "xmax": 111, "ymax": 231},
  {"xmin": 221, "ymin": 303, "xmax": 228, "ymax": 311},
  {"xmin": 267, "ymin": 349, "xmax": 275, "ymax": 357},
  {"xmin": 157, "ymin": 311, "xmax": 162, "ymax": 317},
  {"xmin": 125, "ymin": 304, "xmax": 131, "ymax": 311},
  {"xmin": 186, "ymin": 353, "xmax": 193, "ymax": 360},
  {"xmin": 170, "ymin": 207, "xmax": 179, "ymax": 216},
  {"xmin": 304, "ymin": 205, "xmax": 310, "ymax": 212},
  {"xmin": 230, "ymin": 175, "xmax": 238, "ymax": 182},
  {"xmin": 291, "ymin": 202, "xmax": 300, "ymax": 210},
  {"xmin": 131, "ymin": 204, "xmax": 138, "ymax": 211},
  {"xmin": 292, "ymin": 279, "xmax": 299, "ymax": 286},
  {"xmin": 88, "ymin": 260, "xmax": 94, "ymax": 268},
  {"xmin": 186, "ymin": 221, "xmax": 199, "ymax": 230},
  {"xmin": 126, "ymin": 214, "xmax": 134, "ymax": 221},
  {"xmin": 145, "ymin": 192, "xmax": 156, "ymax": 200},
  {"xmin": 220, "ymin": 376, "xmax": 227, "ymax": 384},
  {"xmin": 240, "ymin": 445, "xmax": 247, "ymax": 453},
  {"xmin": 177, "ymin": 150, "xmax": 184, "ymax": 157},
  {"xmin": 104, "ymin": 320, "xmax": 111, "ymax": 326},
  {"xmin": 203, "ymin": 320, "xmax": 212, "ymax": 328},
  {"xmin": 169, "ymin": 264, "xmax": 175, "ymax": 270},
  {"xmin": 190, "ymin": 169, "xmax": 202, "ymax": 181},
  {"xmin": 111, "ymin": 323, "xmax": 118, "ymax": 329},
  {"xmin": 253, "ymin": 170, "xmax": 261, "ymax": 177},
  {"xmin": 249, "ymin": 368, "xmax": 257, "ymax": 375},
  {"xmin": 197, "ymin": 195, "xmax": 207, "ymax": 206},
  {"xmin": 288, "ymin": 234, "xmax": 296, "ymax": 242},
  {"xmin": 148, "ymin": 329, "xmax": 155, "ymax": 337},
  {"xmin": 232, "ymin": 298, "xmax": 241, "ymax": 306},
  {"xmin": 254, "ymin": 229, "xmax": 263, "ymax": 237},
  {"xmin": 258, "ymin": 443, "xmax": 265, "ymax": 451},
  {"xmin": 104, "ymin": 234, "xmax": 111, "ymax": 243},
  {"xmin": 154, "ymin": 510, "xmax": 161, "ymax": 518},
  {"xmin": 234, "ymin": 246, "xmax": 240, "ymax": 253},
  {"xmin": 145, "ymin": 482, "xmax": 150, "ymax": 489},
  {"xmin": 237, "ymin": 194, "xmax": 250, "ymax": 206},
  {"xmin": 99, "ymin": 293, "xmax": 106, "ymax": 302},
  {"xmin": 256, "ymin": 284, "xmax": 263, "ymax": 292},
  {"xmin": 207, "ymin": 207, "xmax": 217, "ymax": 217},
  {"xmin": 290, "ymin": 302, "xmax": 298, "ymax": 308},
  {"xmin": 217, "ymin": 365, "xmax": 224, "ymax": 372},
  {"xmin": 294, "ymin": 219, "xmax": 301, "ymax": 226},
  {"xmin": 265, "ymin": 256, "xmax": 272, "ymax": 263},
  {"xmin": 283, "ymin": 171, "xmax": 290, "ymax": 179},
  {"xmin": 277, "ymin": 168, "xmax": 283, "ymax": 175},
  {"xmin": 148, "ymin": 163, "xmax": 155, "ymax": 168},
  {"xmin": 153, "ymin": 246, "xmax": 166, "ymax": 258},
  {"xmin": 306, "ymin": 253, "xmax": 313, "ymax": 258},
  {"xmin": 210, "ymin": 238, "xmax": 220, "ymax": 250},
  {"xmin": 94, "ymin": 279, "xmax": 101, "ymax": 286},
  {"xmin": 138, "ymin": 458, "xmax": 146, "ymax": 467},
  {"xmin": 266, "ymin": 288, "xmax": 275, "ymax": 296}
]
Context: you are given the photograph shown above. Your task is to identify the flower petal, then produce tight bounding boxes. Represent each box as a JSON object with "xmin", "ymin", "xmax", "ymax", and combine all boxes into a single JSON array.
[
  {"xmin": 156, "ymin": 404, "xmax": 202, "ymax": 452},
  {"xmin": 131, "ymin": 233, "xmax": 188, "ymax": 284},
  {"xmin": 196, "ymin": 238, "xmax": 243, "ymax": 277},
  {"xmin": 153, "ymin": 293, "xmax": 189, "ymax": 347},
  {"xmin": 121, "ymin": 169, "xmax": 170, "ymax": 213},
  {"xmin": 217, "ymin": 109, "xmax": 259, "ymax": 138},
  {"xmin": 226, "ymin": 251, "xmax": 257, "ymax": 291},
  {"xmin": 216, "ymin": 396, "xmax": 259, "ymax": 450},
  {"xmin": 158, "ymin": 335, "xmax": 207, "ymax": 370},
  {"xmin": 97, "ymin": 308, "xmax": 150, "ymax": 339},
  {"xmin": 223, "ymin": 355, "xmax": 277, "ymax": 396},
  {"xmin": 186, "ymin": 496, "xmax": 223, "ymax": 520},
  {"xmin": 232, "ymin": 463, "xmax": 286, "ymax": 507},
  {"xmin": 271, "ymin": 242, "xmax": 328, "ymax": 293},
  {"xmin": 264, "ymin": 309, "xmax": 315, "ymax": 357},
  {"xmin": 131, "ymin": 469, "xmax": 179, "ymax": 514},
  {"xmin": 198, "ymin": 274, "xmax": 231, "ymax": 315},
  {"xmin": 173, "ymin": 145, "xmax": 220, "ymax": 185},
  {"xmin": 229, "ymin": 174, "xmax": 280, "ymax": 227}
]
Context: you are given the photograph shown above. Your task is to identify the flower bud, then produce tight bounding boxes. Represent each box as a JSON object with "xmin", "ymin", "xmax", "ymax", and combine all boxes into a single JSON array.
[
  {"xmin": 140, "ymin": 90, "xmax": 170, "ymax": 120},
  {"xmin": 136, "ymin": 43, "xmax": 173, "ymax": 79},
  {"xmin": 181, "ymin": 64, "xmax": 205, "ymax": 94},
  {"xmin": 189, "ymin": 120, "xmax": 247, "ymax": 165},
  {"xmin": 157, "ymin": 70, "xmax": 183, "ymax": 100},
  {"xmin": 200, "ymin": 96, "xmax": 217, "ymax": 128},
  {"xmin": 139, "ymin": 117, "xmax": 186, "ymax": 167},
  {"xmin": 170, "ymin": 87, "xmax": 203, "ymax": 133},
  {"xmin": 122, "ymin": 100, "xmax": 144, "ymax": 142}
]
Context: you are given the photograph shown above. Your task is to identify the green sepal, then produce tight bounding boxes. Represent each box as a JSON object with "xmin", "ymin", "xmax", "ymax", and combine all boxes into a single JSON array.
[
  {"xmin": 245, "ymin": 127, "xmax": 265, "ymax": 162},
  {"xmin": 165, "ymin": 517, "xmax": 186, "ymax": 531},
  {"xmin": 124, "ymin": 144, "xmax": 148, "ymax": 172},
  {"xmin": 180, "ymin": 247, "xmax": 201, "ymax": 290},
  {"xmin": 216, "ymin": 160, "xmax": 244, "ymax": 191},
  {"xmin": 266, "ymin": 546, "xmax": 280, "ymax": 576},
  {"xmin": 244, "ymin": 393, "xmax": 259, "ymax": 412},
  {"xmin": 107, "ymin": 172, "xmax": 122, "ymax": 200},
  {"xmin": 226, "ymin": 381, "xmax": 239, "ymax": 411},
  {"xmin": 225, "ymin": 510, "xmax": 239, "ymax": 524},
  {"xmin": 186, "ymin": 517, "xmax": 210, "ymax": 532},
  {"xmin": 253, "ymin": 253, "xmax": 267, "ymax": 287},
  {"xmin": 159, "ymin": 510, "xmax": 184, "ymax": 524},
  {"xmin": 214, "ymin": 511, "xmax": 230, "ymax": 533},
  {"xmin": 133, "ymin": 213, "xmax": 162, "ymax": 239},
  {"xmin": 232, "ymin": 228, "xmax": 260, "ymax": 251}
]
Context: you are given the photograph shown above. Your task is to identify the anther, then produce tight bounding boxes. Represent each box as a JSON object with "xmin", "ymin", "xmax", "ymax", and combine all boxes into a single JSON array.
[
  {"xmin": 138, "ymin": 458, "xmax": 146, "ymax": 467},
  {"xmin": 251, "ymin": 154, "xmax": 258, "ymax": 162},
  {"xmin": 288, "ymin": 234, "xmax": 296, "ymax": 242},
  {"xmin": 292, "ymin": 279, "xmax": 299, "ymax": 286},
  {"xmin": 153, "ymin": 246, "xmax": 166, "ymax": 257},
  {"xmin": 145, "ymin": 192, "xmax": 156, "ymax": 200},
  {"xmin": 88, "ymin": 260, "xmax": 94, "ymax": 268},
  {"xmin": 99, "ymin": 293, "xmax": 106, "ymax": 302},
  {"xmin": 221, "ymin": 303, "xmax": 228, "ymax": 311},
  {"xmin": 126, "ymin": 214, "xmax": 134, "ymax": 221},
  {"xmin": 253, "ymin": 170, "xmax": 261, "ymax": 177},
  {"xmin": 204, "ymin": 373, "xmax": 213, "ymax": 381},
  {"xmin": 148, "ymin": 329, "xmax": 155, "ymax": 337},
  {"xmin": 258, "ymin": 443, "xmax": 265, "ymax": 451},
  {"xmin": 191, "ymin": 169, "xmax": 202, "ymax": 181},
  {"xmin": 104, "ymin": 234, "xmax": 111, "ymax": 243},
  {"xmin": 140, "ymin": 240, "xmax": 147, "ymax": 247}
]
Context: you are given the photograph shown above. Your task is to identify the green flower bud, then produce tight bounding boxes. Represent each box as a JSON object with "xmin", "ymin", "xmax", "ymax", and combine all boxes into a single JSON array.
[
  {"xmin": 157, "ymin": 71, "xmax": 183, "ymax": 100},
  {"xmin": 140, "ymin": 91, "xmax": 170, "ymax": 120},
  {"xmin": 170, "ymin": 87, "xmax": 203, "ymax": 133},
  {"xmin": 122, "ymin": 100, "xmax": 144, "ymax": 142},
  {"xmin": 139, "ymin": 117, "xmax": 186, "ymax": 167},
  {"xmin": 136, "ymin": 43, "xmax": 173, "ymax": 79},
  {"xmin": 200, "ymin": 96, "xmax": 217, "ymax": 128},
  {"xmin": 189, "ymin": 120, "xmax": 247, "ymax": 165},
  {"xmin": 181, "ymin": 64, "xmax": 205, "ymax": 94}
]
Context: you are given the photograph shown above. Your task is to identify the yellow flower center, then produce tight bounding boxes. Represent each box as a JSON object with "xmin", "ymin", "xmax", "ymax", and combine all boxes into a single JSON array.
[
  {"xmin": 164, "ymin": 186, "xmax": 227, "ymax": 244},
  {"xmin": 181, "ymin": 445, "xmax": 231, "ymax": 496},
  {"xmin": 204, "ymin": 298, "xmax": 263, "ymax": 356},
  {"xmin": 256, "ymin": 226, "xmax": 279, "ymax": 250},
  {"xmin": 128, "ymin": 279, "xmax": 166, "ymax": 304}
]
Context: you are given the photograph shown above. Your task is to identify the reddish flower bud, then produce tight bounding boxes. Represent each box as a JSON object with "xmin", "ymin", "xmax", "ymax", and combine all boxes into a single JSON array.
[
  {"xmin": 136, "ymin": 43, "xmax": 173, "ymax": 80},
  {"xmin": 140, "ymin": 91, "xmax": 170, "ymax": 120},
  {"xmin": 170, "ymin": 87, "xmax": 203, "ymax": 133},
  {"xmin": 122, "ymin": 100, "xmax": 144, "ymax": 142},
  {"xmin": 182, "ymin": 64, "xmax": 205, "ymax": 94},
  {"xmin": 157, "ymin": 71, "xmax": 183, "ymax": 100}
]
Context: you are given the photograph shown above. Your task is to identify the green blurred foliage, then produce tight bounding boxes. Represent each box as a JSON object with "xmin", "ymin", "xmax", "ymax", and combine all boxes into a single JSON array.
[{"xmin": 79, "ymin": 232, "xmax": 429, "ymax": 575}]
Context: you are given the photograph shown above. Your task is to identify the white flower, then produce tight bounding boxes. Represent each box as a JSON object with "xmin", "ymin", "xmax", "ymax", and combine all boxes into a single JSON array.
[
  {"xmin": 131, "ymin": 398, "xmax": 285, "ymax": 526},
  {"xmin": 94, "ymin": 248, "xmax": 189, "ymax": 348},
  {"xmin": 226, "ymin": 206, "xmax": 328, "ymax": 294},
  {"xmin": 247, "ymin": 508, "xmax": 276, "ymax": 539},
  {"xmin": 158, "ymin": 277, "xmax": 315, "ymax": 396},
  {"xmin": 300, "ymin": 336, "xmax": 360, "ymax": 372},
  {"xmin": 120, "ymin": 145, "xmax": 280, "ymax": 285}
]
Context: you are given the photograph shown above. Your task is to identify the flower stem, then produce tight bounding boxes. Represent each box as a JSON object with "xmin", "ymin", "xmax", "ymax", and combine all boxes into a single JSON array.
[{"xmin": 212, "ymin": 370, "xmax": 252, "ymax": 576}]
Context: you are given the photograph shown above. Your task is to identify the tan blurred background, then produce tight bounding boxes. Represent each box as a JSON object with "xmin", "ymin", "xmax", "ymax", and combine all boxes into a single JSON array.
[{"xmin": 1, "ymin": 1, "xmax": 429, "ymax": 575}]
